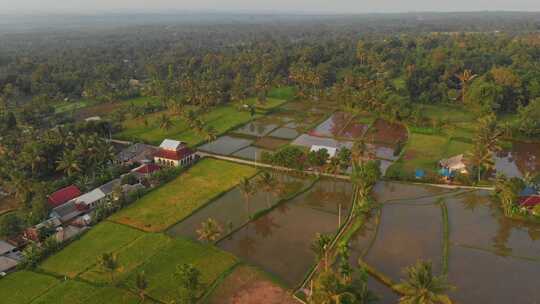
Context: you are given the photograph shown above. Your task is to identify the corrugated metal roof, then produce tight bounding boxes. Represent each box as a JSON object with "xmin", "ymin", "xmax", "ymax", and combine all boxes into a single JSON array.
[
  {"xmin": 73, "ymin": 188, "xmax": 106, "ymax": 206},
  {"xmin": 0, "ymin": 241, "xmax": 15, "ymax": 255},
  {"xmin": 159, "ymin": 139, "xmax": 184, "ymax": 151}
]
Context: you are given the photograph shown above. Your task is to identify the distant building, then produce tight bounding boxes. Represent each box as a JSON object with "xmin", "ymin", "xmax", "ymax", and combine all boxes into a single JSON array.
[
  {"xmin": 47, "ymin": 185, "xmax": 82, "ymax": 209},
  {"xmin": 0, "ymin": 256, "xmax": 18, "ymax": 273},
  {"xmin": 24, "ymin": 218, "xmax": 62, "ymax": 242},
  {"xmin": 310, "ymin": 145, "xmax": 338, "ymax": 158},
  {"xmin": 0, "ymin": 241, "xmax": 16, "ymax": 256},
  {"xmin": 154, "ymin": 139, "xmax": 195, "ymax": 167},
  {"xmin": 518, "ymin": 187, "xmax": 540, "ymax": 209},
  {"xmin": 117, "ymin": 143, "xmax": 158, "ymax": 165}
]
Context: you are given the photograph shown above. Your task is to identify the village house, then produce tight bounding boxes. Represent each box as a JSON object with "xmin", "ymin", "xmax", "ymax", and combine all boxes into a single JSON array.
[
  {"xmin": 24, "ymin": 218, "xmax": 62, "ymax": 242},
  {"xmin": 47, "ymin": 185, "xmax": 82, "ymax": 209},
  {"xmin": 154, "ymin": 139, "xmax": 195, "ymax": 167},
  {"xmin": 439, "ymin": 154, "xmax": 468, "ymax": 175},
  {"xmin": 116, "ymin": 143, "xmax": 159, "ymax": 165},
  {"xmin": 310, "ymin": 145, "xmax": 338, "ymax": 158},
  {"xmin": 131, "ymin": 163, "xmax": 161, "ymax": 180},
  {"xmin": 518, "ymin": 186, "xmax": 540, "ymax": 211}
]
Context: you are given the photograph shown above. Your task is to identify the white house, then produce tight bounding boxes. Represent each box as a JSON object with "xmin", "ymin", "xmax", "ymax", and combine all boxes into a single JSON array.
[
  {"xmin": 310, "ymin": 145, "xmax": 338, "ymax": 158},
  {"xmin": 72, "ymin": 188, "xmax": 107, "ymax": 210},
  {"xmin": 154, "ymin": 139, "xmax": 195, "ymax": 167},
  {"xmin": 439, "ymin": 154, "xmax": 468, "ymax": 174}
]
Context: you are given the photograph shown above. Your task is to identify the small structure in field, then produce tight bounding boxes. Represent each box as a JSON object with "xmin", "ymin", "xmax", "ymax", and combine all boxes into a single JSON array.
[
  {"xmin": 47, "ymin": 185, "xmax": 82, "ymax": 209},
  {"xmin": 439, "ymin": 154, "xmax": 468, "ymax": 175},
  {"xmin": 154, "ymin": 139, "xmax": 195, "ymax": 167},
  {"xmin": 310, "ymin": 145, "xmax": 338, "ymax": 158}
]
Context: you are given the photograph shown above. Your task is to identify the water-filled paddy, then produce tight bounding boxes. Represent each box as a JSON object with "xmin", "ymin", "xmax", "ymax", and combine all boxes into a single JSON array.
[
  {"xmin": 494, "ymin": 141, "xmax": 540, "ymax": 178},
  {"xmin": 350, "ymin": 182, "xmax": 540, "ymax": 303},
  {"xmin": 218, "ymin": 179, "xmax": 353, "ymax": 287},
  {"xmin": 309, "ymin": 112, "xmax": 368, "ymax": 139},
  {"xmin": 167, "ymin": 172, "xmax": 313, "ymax": 240},
  {"xmin": 232, "ymin": 146, "xmax": 271, "ymax": 161},
  {"xmin": 269, "ymin": 127, "xmax": 300, "ymax": 140},
  {"xmin": 198, "ymin": 135, "xmax": 252, "ymax": 155},
  {"xmin": 233, "ymin": 121, "xmax": 280, "ymax": 137}
]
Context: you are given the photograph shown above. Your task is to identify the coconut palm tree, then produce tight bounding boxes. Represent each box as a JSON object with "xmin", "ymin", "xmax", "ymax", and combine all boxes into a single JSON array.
[
  {"xmin": 311, "ymin": 233, "xmax": 333, "ymax": 271},
  {"xmin": 395, "ymin": 260, "xmax": 453, "ymax": 304},
  {"xmin": 456, "ymin": 69, "xmax": 477, "ymax": 104},
  {"xmin": 135, "ymin": 271, "xmax": 148, "ymax": 302},
  {"xmin": 197, "ymin": 218, "xmax": 223, "ymax": 243},
  {"xmin": 98, "ymin": 252, "xmax": 119, "ymax": 283},
  {"xmin": 159, "ymin": 113, "xmax": 174, "ymax": 131},
  {"xmin": 239, "ymin": 177, "xmax": 256, "ymax": 220},
  {"xmin": 256, "ymin": 171, "xmax": 277, "ymax": 208},
  {"xmin": 56, "ymin": 151, "xmax": 82, "ymax": 177}
]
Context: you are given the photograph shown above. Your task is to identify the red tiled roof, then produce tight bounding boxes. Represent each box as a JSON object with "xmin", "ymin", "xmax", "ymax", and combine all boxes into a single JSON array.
[
  {"xmin": 155, "ymin": 147, "xmax": 193, "ymax": 161},
  {"xmin": 133, "ymin": 163, "xmax": 161, "ymax": 175},
  {"xmin": 519, "ymin": 196, "xmax": 540, "ymax": 208},
  {"xmin": 47, "ymin": 185, "xmax": 82, "ymax": 208}
]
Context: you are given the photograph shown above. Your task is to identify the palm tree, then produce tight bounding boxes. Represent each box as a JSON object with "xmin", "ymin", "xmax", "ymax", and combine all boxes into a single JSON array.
[
  {"xmin": 311, "ymin": 233, "xmax": 333, "ymax": 270},
  {"xmin": 98, "ymin": 252, "xmax": 119, "ymax": 283},
  {"xmin": 256, "ymin": 171, "xmax": 277, "ymax": 208},
  {"xmin": 456, "ymin": 69, "xmax": 477, "ymax": 104},
  {"xmin": 175, "ymin": 264, "xmax": 202, "ymax": 303},
  {"xmin": 159, "ymin": 113, "xmax": 174, "ymax": 131},
  {"xmin": 239, "ymin": 177, "xmax": 256, "ymax": 220},
  {"xmin": 56, "ymin": 151, "xmax": 81, "ymax": 177},
  {"xmin": 352, "ymin": 138, "xmax": 369, "ymax": 165},
  {"xmin": 197, "ymin": 218, "xmax": 223, "ymax": 242},
  {"xmin": 466, "ymin": 144, "xmax": 493, "ymax": 183},
  {"xmin": 135, "ymin": 271, "xmax": 148, "ymax": 302},
  {"xmin": 395, "ymin": 260, "xmax": 453, "ymax": 304}
]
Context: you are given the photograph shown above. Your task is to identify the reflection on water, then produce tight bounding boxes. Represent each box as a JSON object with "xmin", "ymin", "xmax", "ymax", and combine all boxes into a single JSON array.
[
  {"xmin": 218, "ymin": 179, "xmax": 353, "ymax": 287},
  {"xmin": 234, "ymin": 121, "xmax": 279, "ymax": 137},
  {"xmin": 166, "ymin": 173, "xmax": 312, "ymax": 240},
  {"xmin": 494, "ymin": 141, "xmax": 540, "ymax": 178},
  {"xmin": 350, "ymin": 182, "xmax": 540, "ymax": 304},
  {"xmin": 310, "ymin": 112, "xmax": 368, "ymax": 139}
]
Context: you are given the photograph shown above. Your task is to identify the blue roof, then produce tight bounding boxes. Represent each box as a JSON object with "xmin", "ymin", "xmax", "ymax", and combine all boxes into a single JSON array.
[
  {"xmin": 520, "ymin": 187, "xmax": 538, "ymax": 197},
  {"xmin": 415, "ymin": 169, "xmax": 425, "ymax": 178},
  {"xmin": 439, "ymin": 168, "xmax": 454, "ymax": 178}
]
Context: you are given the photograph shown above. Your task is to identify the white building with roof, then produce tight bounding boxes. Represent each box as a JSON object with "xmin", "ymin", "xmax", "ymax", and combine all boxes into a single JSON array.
[{"xmin": 310, "ymin": 145, "xmax": 338, "ymax": 158}]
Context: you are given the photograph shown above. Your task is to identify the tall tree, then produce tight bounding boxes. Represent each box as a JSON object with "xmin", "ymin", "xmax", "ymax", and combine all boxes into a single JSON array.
[
  {"xmin": 395, "ymin": 260, "xmax": 453, "ymax": 304},
  {"xmin": 98, "ymin": 253, "xmax": 119, "ymax": 283},
  {"xmin": 197, "ymin": 218, "xmax": 223, "ymax": 243},
  {"xmin": 239, "ymin": 177, "xmax": 256, "ymax": 220},
  {"xmin": 456, "ymin": 69, "xmax": 477, "ymax": 104}
]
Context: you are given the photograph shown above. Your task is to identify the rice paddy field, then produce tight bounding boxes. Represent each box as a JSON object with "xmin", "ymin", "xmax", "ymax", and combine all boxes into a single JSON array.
[{"xmin": 110, "ymin": 158, "xmax": 258, "ymax": 232}]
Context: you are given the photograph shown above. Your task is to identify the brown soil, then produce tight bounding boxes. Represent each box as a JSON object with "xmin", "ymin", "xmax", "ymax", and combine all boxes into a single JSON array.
[
  {"xmin": 74, "ymin": 102, "xmax": 124, "ymax": 120},
  {"xmin": 368, "ymin": 119, "xmax": 408, "ymax": 145},
  {"xmin": 208, "ymin": 266, "xmax": 297, "ymax": 304}
]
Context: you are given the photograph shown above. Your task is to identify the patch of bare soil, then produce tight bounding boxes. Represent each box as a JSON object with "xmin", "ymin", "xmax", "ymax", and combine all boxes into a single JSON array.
[{"xmin": 208, "ymin": 266, "xmax": 297, "ymax": 304}]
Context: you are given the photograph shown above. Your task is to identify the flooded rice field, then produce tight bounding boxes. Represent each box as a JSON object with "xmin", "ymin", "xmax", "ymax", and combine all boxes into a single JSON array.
[
  {"xmin": 494, "ymin": 141, "xmax": 540, "ymax": 178},
  {"xmin": 309, "ymin": 112, "xmax": 368, "ymax": 139},
  {"xmin": 218, "ymin": 178, "xmax": 354, "ymax": 287},
  {"xmin": 233, "ymin": 121, "xmax": 280, "ymax": 137},
  {"xmin": 198, "ymin": 135, "xmax": 253, "ymax": 155},
  {"xmin": 269, "ymin": 127, "xmax": 300, "ymax": 140},
  {"xmin": 167, "ymin": 173, "xmax": 314, "ymax": 240},
  {"xmin": 254, "ymin": 137, "xmax": 290, "ymax": 150},
  {"xmin": 232, "ymin": 146, "xmax": 271, "ymax": 161},
  {"xmin": 292, "ymin": 134, "xmax": 354, "ymax": 150},
  {"xmin": 349, "ymin": 182, "xmax": 540, "ymax": 304}
]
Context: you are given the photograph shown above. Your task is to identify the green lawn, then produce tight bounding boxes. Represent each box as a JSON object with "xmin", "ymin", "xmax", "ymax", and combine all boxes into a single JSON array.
[
  {"xmin": 0, "ymin": 271, "xmax": 59, "ymax": 304},
  {"xmin": 125, "ymin": 237, "xmax": 238, "ymax": 303},
  {"xmin": 116, "ymin": 105, "xmax": 253, "ymax": 146},
  {"xmin": 388, "ymin": 133, "xmax": 449, "ymax": 178},
  {"xmin": 31, "ymin": 280, "xmax": 148, "ymax": 304},
  {"xmin": 80, "ymin": 232, "xmax": 172, "ymax": 284},
  {"xmin": 243, "ymin": 97, "xmax": 288, "ymax": 112},
  {"xmin": 421, "ymin": 104, "xmax": 476, "ymax": 123},
  {"xmin": 110, "ymin": 159, "xmax": 258, "ymax": 232},
  {"xmin": 40, "ymin": 222, "xmax": 144, "ymax": 278},
  {"xmin": 268, "ymin": 86, "xmax": 296, "ymax": 101},
  {"xmin": 54, "ymin": 99, "xmax": 97, "ymax": 114}
]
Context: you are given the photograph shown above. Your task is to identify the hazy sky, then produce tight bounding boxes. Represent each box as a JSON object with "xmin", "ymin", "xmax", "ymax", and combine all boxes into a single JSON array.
[{"xmin": 1, "ymin": 0, "xmax": 539, "ymax": 14}]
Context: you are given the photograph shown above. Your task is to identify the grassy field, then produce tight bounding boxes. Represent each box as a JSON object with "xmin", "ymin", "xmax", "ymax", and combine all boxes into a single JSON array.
[
  {"xmin": 40, "ymin": 222, "xmax": 144, "ymax": 278},
  {"xmin": 54, "ymin": 99, "xmax": 98, "ymax": 114},
  {"xmin": 116, "ymin": 105, "xmax": 253, "ymax": 146},
  {"xmin": 0, "ymin": 271, "xmax": 59, "ymax": 304},
  {"xmin": 110, "ymin": 159, "xmax": 258, "ymax": 232},
  {"xmin": 80, "ymin": 232, "xmax": 172, "ymax": 284},
  {"xmin": 267, "ymin": 86, "xmax": 296, "ymax": 101},
  {"xmin": 125, "ymin": 237, "xmax": 238, "ymax": 303},
  {"xmin": 31, "ymin": 280, "xmax": 148, "ymax": 304}
]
